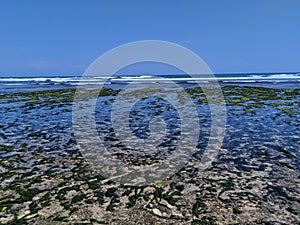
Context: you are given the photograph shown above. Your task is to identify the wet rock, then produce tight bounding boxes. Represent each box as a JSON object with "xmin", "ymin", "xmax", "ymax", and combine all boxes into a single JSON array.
[{"xmin": 152, "ymin": 208, "xmax": 162, "ymax": 217}]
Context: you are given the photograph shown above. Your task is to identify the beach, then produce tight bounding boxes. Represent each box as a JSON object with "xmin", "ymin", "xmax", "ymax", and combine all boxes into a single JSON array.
[{"xmin": 0, "ymin": 76, "xmax": 299, "ymax": 224}]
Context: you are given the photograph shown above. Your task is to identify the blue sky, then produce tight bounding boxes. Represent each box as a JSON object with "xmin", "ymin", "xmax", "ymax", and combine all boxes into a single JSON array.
[{"xmin": 0, "ymin": 0, "xmax": 299, "ymax": 76}]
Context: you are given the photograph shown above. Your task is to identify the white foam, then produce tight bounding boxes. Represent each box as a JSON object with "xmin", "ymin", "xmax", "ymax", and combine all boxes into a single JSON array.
[
  {"xmin": 0, "ymin": 73, "xmax": 299, "ymax": 84},
  {"xmin": 0, "ymin": 77, "xmax": 80, "ymax": 82}
]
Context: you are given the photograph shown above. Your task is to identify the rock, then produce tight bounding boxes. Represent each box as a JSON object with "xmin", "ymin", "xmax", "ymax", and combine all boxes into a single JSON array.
[
  {"xmin": 171, "ymin": 211, "xmax": 183, "ymax": 218},
  {"xmin": 25, "ymin": 213, "xmax": 37, "ymax": 219},
  {"xmin": 160, "ymin": 199, "xmax": 175, "ymax": 209},
  {"xmin": 0, "ymin": 165, "xmax": 7, "ymax": 173},
  {"xmin": 0, "ymin": 214, "xmax": 15, "ymax": 223},
  {"xmin": 17, "ymin": 209, "xmax": 30, "ymax": 219},
  {"xmin": 162, "ymin": 212, "xmax": 169, "ymax": 217},
  {"xmin": 152, "ymin": 208, "xmax": 162, "ymax": 217},
  {"xmin": 144, "ymin": 186, "xmax": 155, "ymax": 194}
]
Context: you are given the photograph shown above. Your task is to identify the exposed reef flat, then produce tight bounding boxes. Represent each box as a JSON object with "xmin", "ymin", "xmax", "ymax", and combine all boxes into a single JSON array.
[{"xmin": 0, "ymin": 85, "xmax": 299, "ymax": 224}]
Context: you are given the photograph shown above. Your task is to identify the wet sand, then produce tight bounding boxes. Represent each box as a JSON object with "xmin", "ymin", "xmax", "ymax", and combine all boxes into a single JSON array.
[{"xmin": 0, "ymin": 84, "xmax": 299, "ymax": 224}]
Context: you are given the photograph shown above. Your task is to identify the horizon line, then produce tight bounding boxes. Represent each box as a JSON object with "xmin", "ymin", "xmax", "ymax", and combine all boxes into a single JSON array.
[{"xmin": 0, "ymin": 71, "xmax": 299, "ymax": 78}]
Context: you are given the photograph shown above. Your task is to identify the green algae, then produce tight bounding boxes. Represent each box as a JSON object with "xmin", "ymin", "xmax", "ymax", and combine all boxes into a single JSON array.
[
  {"xmin": 0, "ymin": 145, "xmax": 14, "ymax": 152},
  {"xmin": 269, "ymin": 102, "xmax": 294, "ymax": 107},
  {"xmin": 232, "ymin": 207, "xmax": 242, "ymax": 214},
  {"xmin": 1, "ymin": 87, "xmax": 121, "ymax": 106},
  {"xmin": 106, "ymin": 196, "xmax": 120, "ymax": 211},
  {"xmin": 277, "ymin": 108, "xmax": 295, "ymax": 114},
  {"xmin": 192, "ymin": 198, "xmax": 206, "ymax": 217},
  {"xmin": 227, "ymin": 96, "xmax": 250, "ymax": 104},
  {"xmin": 3, "ymin": 86, "xmax": 299, "ymax": 114},
  {"xmin": 183, "ymin": 86, "xmax": 299, "ymax": 111}
]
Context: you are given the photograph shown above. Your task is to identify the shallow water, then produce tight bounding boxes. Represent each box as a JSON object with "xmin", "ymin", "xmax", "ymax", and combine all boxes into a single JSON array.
[{"xmin": 0, "ymin": 82, "xmax": 299, "ymax": 224}]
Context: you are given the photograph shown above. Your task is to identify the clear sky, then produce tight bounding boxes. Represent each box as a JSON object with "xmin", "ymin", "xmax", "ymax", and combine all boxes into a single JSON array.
[{"xmin": 0, "ymin": 0, "xmax": 299, "ymax": 76}]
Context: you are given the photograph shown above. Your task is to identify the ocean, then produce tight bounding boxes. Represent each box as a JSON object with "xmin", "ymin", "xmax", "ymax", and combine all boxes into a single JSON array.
[{"xmin": 0, "ymin": 72, "xmax": 299, "ymax": 93}]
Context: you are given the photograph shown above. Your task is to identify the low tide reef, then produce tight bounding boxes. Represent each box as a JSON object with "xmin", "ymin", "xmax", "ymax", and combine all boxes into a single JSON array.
[{"xmin": 0, "ymin": 85, "xmax": 299, "ymax": 224}]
